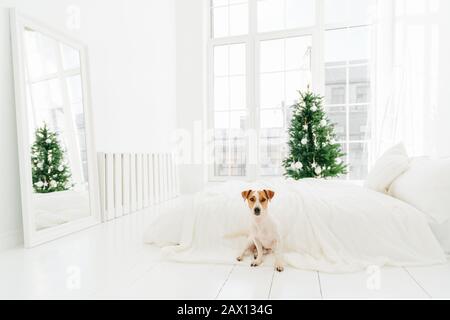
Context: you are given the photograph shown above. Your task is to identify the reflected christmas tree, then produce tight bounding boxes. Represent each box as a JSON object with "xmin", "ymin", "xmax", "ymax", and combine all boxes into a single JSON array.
[{"xmin": 31, "ymin": 124, "xmax": 72, "ymax": 193}]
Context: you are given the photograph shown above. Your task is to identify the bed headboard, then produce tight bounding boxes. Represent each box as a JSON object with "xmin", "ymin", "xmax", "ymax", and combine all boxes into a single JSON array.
[{"xmin": 97, "ymin": 152, "xmax": 179, "ymax": 222}]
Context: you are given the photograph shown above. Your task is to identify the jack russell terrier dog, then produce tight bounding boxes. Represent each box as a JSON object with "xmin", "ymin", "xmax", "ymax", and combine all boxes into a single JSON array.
[{"xmin": 237, "ymin": 189, "xmax": 284, "ymax": 272}]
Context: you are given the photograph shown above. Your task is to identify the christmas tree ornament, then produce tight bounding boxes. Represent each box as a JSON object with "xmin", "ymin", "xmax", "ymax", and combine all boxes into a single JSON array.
[
  {"xmin": 283, "ymin": 91, "xmax": 347, "ymax": 180},
  {"xmin": 315, "ymin": 166, "xmax": 322, "ymax": 175}
]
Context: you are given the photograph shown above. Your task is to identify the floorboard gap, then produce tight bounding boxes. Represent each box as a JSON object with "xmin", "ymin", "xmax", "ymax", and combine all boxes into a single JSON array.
[{"xmin": 403, "ymin": 267, "xmax": 432, "ymax": 299}]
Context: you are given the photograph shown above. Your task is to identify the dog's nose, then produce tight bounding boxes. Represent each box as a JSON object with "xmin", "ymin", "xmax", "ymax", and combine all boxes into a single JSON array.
[{"xmin": 254, "ymin": 207, "xmax": 261, "ymax": 215}]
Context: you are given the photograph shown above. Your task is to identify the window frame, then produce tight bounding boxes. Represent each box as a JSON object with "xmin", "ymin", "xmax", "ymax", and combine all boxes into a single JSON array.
[{"xmin": 207, "ymin": 0, "xmax": 374, "ymax": 181}]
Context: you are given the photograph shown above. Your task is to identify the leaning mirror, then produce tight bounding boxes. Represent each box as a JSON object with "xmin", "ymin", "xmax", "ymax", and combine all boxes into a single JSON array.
[{"xmin": 10, "ymin": 10, "xmax": 100, "ymax": 247}]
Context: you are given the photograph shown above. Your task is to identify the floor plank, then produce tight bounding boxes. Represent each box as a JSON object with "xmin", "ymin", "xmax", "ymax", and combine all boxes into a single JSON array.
[
  {"xmin": 406, "ymin": 262, "xmax": 450, "ymax": 299},
  {"xmin": 217, "ymin": 265, "xmax": 274, "ymax": 300},
  {"xmin": 269, "ymin": 267, "xmax": 322, "ymax": 300},
  {"xmin": 98, "ymin": 262, "xmax": 233, "ymax": 300},
  {"xmin": 319, "ymin": 267, "xmax": 429, "ymax": 299}
]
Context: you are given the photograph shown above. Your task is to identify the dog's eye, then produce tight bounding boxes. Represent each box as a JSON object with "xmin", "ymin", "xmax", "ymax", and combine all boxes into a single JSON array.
[
  {"xmin": 249, "ymin": 198, "xmax": 255, "ymax": 202},
  {"xmin": 261, "ymin": 198, "xmax": 266, "ymax": 202}
]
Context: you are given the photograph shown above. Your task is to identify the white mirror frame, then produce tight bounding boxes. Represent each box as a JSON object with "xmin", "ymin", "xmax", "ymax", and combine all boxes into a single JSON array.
[{"xmin": 9, "ymin": 9, "xmax": 101, "ymax": 248}]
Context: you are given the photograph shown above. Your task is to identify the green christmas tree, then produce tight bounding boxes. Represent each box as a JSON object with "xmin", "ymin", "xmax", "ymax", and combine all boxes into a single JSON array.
[
  {"xmin": 31, "ymin": 124, "xmax": 72, "ymax": 193},
  {"xmin": 283, "ymin": 90, "xmax": 347, "ymax": 179}
]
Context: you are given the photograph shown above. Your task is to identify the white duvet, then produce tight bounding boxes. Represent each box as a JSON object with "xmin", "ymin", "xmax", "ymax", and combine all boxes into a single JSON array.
[{"xmin": 144, "ymin": 179, "xmax": 446, "ymax": 273}]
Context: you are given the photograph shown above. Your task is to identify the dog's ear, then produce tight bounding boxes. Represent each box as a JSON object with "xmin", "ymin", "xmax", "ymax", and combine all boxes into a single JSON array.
[
  {"xmin": 241, "ymin": 190, "xmax": 252, "ymax": 201},
  {"xmin": 263, "ymin": 190, "xmax": 275, "ymax": 201}
]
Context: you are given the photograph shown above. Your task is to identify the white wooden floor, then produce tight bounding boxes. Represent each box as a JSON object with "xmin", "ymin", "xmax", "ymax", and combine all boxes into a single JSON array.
[{"xmin": 0, "ymin": 202, "xmax": 449, "ymax": 300}]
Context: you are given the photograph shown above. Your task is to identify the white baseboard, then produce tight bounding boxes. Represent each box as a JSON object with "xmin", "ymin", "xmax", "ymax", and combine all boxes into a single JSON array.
[{"xmin": 0, "ymin": 229, "xmax": 23, "ymax": 251}]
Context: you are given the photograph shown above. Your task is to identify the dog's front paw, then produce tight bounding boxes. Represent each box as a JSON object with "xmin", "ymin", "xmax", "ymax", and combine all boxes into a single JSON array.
[
  {"xmin": 251, "ymin": 260, "xmax": 261, "ymax": 267},
  {"xmin": 275, "ymin": 265, "xmax": 284, "ymax": 272},
  {"xmin": 236, "ymin": 256, "xmax": 243, "ymax": 262}
]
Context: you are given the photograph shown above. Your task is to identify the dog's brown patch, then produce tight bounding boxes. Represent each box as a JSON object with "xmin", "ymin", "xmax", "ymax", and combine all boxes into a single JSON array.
[
  {"xmin": 257, "ymin": 190, "xmax": 275, "ymax": 209},
  {"xmin": 241, "ymin": 190, "xmax": 253, "ymax": 201}
]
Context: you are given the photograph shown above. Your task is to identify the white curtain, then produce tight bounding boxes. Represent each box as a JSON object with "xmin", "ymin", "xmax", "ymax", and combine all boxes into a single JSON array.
[{"xmin": 369, "ymin": 0, "xmax": 450, "ymax": 165}]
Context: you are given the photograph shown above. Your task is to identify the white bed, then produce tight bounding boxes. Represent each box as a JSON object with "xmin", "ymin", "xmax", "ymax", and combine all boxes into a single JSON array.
[{"xmin": 144, "ymin": 178, "xmax": 446, "ymax": 273}]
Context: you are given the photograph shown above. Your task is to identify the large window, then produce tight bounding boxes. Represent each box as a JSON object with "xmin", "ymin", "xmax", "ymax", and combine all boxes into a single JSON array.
[{"xmin": 208, "ymin": 0, "xmax": 375, "ymax": 180}]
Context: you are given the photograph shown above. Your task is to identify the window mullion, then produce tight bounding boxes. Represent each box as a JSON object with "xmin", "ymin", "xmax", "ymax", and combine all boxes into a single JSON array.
[
  {"xmin": 247, "ymin": 0, "xmax": 257, "ymax": 179},
  {"xmin": 345, "ymin": 38, "xmax": 351, "ymax": 180}
]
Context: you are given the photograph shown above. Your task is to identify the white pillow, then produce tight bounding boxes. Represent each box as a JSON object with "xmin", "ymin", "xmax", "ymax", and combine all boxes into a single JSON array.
[
  {"xmin": 364, "ymin": 143, "xmax": 409, "ymax": 193},
  {"xmin": 389, "ymin": 157, "xmax": 450, "ymax": 224}
]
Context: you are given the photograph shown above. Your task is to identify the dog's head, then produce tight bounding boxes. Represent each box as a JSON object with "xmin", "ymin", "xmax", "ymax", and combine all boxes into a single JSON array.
[{"xmin": 241, "ymin": 189, "xmax": 275, "ymax": 217}]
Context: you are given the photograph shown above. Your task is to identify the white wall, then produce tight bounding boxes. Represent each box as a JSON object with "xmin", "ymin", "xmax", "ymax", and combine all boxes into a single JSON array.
[
  {"xmin": 0, "ymin": 0, "xmax": 176, "ymax": 250},
  {"xmin": 436, "ymin": 0, "xmax": 450, "ymax": 157},
  {"xmin": 175, "ymin": 0, "xmax": 207, "ymax": 194}
]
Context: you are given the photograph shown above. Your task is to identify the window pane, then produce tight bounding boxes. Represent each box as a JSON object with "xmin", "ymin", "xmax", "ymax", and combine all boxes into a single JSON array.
[
  {"xmin": 285, "ymin": 36, "xmax": 312, "ymax": 70},
  {"xmin": 258, "ymin": 0, "xmax": 315, "ymax": 32},
  {"xmin": 259, "ymin": 128, "xmax": 287, "ymax": 176},
  {"xmin": 229, "ymin": 132, "xmax": 247, "ymax": 176},
  {"xmin": 326, "ymin": 105, "xmax": 346, "ymax": 141},
  {"xmin": 24, "ymin": 29, "xmax": 58, "ymax": 79},
  {"xmin": 260, "ymin": 39, "xmax": 284, "ymax": 73},
  {"xmin": 229, "ymin": 43, "xmax": 246, "ymax": 75},
  {"xmin": 230, "ymin": 111, "xmax": 246, "ymax": 129},
  {"xmin": 324, "ymin": 0, "xmax": 347, "ymax": 25},
  {"xmin": 214, "ymin": 130, "xmax": 247, "ymax": 177},
  {"xmin": 349, "ymin": 104, "xmax": 370, "ymax": 140},
  {"xmin": 285, "ymin": 0, "xmax": 315, "ymax": 29},
  {"xmin": 213, "ymin": 43, "xmax": 246, "ymax": 111},
  {"xmin": 324, "ymin": 0, "xmax": 375, "ymax": 27},
  {"xmin": 212, "ymin": 1, "xmax": 248, "ymax": 38},
  {"xmin": 349, "ymin": 65, "xmax": 370, "ymax": 103},
  {"xmin": 229, "ymin": 3, "xmax": 248, "ymax": 36},
  {"xmin": 348, "ymin": 142, "xmax": 368, "ymax": 180},
  {"xmin": 214, "ymin": 77, "xmax": 229, "ymax": 110},
  {"xmin": 30, "ymin": 79, "xmax": 66, "ymax": 137},
  {"xmin": 260, "ymin": 73, "xmax": 283, "ymax": 108},
  {"xmin": 213, "ymin": 0, "xmax": 228, "ymax": 6},
  {"xmin": 66, "ymin": 74, "xmax": 83, "ymax": 104},
  {"xmin": 215, "ymin": 111, "xmax": 229, "ymax": 129},
  {"xmin": 212, "ymin": 43, "xmax": 247, "ymax": 177},
  {"xmin": 260, "ymin": 36, "xmax": 312, "ymax": 107},
  {"xmin": 348, "ymin": 27, "xmax": 371, "ymax": 63},
  {"xmin": 61, "ymin": 43, "xmax": 80, "ymax": 70},
  {"xmin": 326, "ymin": 26, "xmax": 371, "ymax": 64},
  {"xmin": 31, "ymin": 79, "xmax": 63, "ymax": 111},
  {"xmin": 285, "ymin": 70, "xmax": 305, "ymax": 106},
  {"xmin": 325, "ymin": 67, "xmax": 346, "ymax": 104},
  {"xmin": 325, "ymin": 29, "xmax": 348, "ymax": 64},
  {"xmin": 257, "ymin": 0, "xmax": 284, "ymax": 32},
  {"xmin": 212, "ymin": 6, "xmax": 228, "ymax": 38},
  {"xmin": 229, "ymin": 76, "xmax": 246, "ymax": 109},
  {"xmin": 214, "ymin": 130, "xmax": 228, "ymax": 176},
  {"xmin": 214, "ymin": 46, "xmax": 229, "ymax": 76},
  {"xmin": 261, "ymin": 109, "xmax": 284, "ymax": 128}
]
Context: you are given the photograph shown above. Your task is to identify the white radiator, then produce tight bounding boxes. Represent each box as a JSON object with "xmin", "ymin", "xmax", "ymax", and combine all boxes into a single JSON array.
[{"xmin": 97, "ymin": 152, "xmax": 179, "ymax": 221}]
